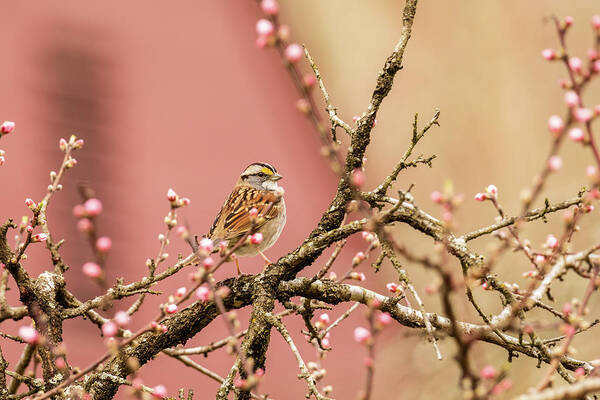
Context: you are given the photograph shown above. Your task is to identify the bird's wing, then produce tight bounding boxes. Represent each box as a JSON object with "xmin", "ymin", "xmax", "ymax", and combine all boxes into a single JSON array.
[{"xmin": 209, "ymin": 186, "xmax": 280, "ymax": 245}]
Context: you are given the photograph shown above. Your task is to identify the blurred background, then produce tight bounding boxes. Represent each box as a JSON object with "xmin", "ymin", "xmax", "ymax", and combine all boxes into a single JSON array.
[{"xmin": 1, "ymin": 1, "xmax": 599, "ymax": 399}]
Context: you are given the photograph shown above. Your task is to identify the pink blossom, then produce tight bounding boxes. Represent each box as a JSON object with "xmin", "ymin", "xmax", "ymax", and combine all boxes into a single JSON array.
[
  {"xmin": 96, "ymin": 236, "xmax": 112, "ymax": 252},
  {"xmin": 319, "ymin": 313, "xmax": 330, "ymax": 324},
  {"xmin": 165, "ymin": 303, "xmax": 178, "ymax": 314},
  {"xmin": 180, "ymin": 197, "xmax": 191, "ymax": 206},
  {"xmin": 377, "ymin": 312, "xmax": 393, "ymax": 325},
  {"xmin": 486, "ymin": 184, "xmax": 498, "ymax": 196},
  {"xmin": 480, "ymin": 365, "xmax": 497, "ymax": 379},
  {"xmin": 102, "ymin": 321, "xmax": 118, "ymax": 337},
  {"xmin": 255, "ymin": 35, "xmax": 268, "ymax": 49},
  {"xmin": 474, "ymin": 192, "xmax": 488, "ymax": 201},
  {"xmin": 59, "ymin": 138, "xmax": 68, "ymax": 151},
  {"xmin": 350, "ymin": 168, "xmax": 365, "ymax": 187},
  {"xmin": 564, "ymin": 16, "xmax": 574, "ymax": 26},
  {"xmin": 0, "ymin": 155, "xmax": 4, "ymax": 166},
  {"xmin": 353, "ymin": 327, "xmax": 371, "ymax": 344},
  {"xmin": 568, "ymin": 57, "xmax": 583, "ymax": 73},
  {"xmin": 430, "ymin": 190, "xmax": 443, "ymax": 203},
  {"xmin": 260, "ymin": 0, "xmax": 279, "ymax": 15},
  {"xmin": 1, "ymin": 121, "xmax": 15, "ymax": 134},
  {"xmin": 568, "ymin": 128, "xmax": 585, "ymax": 142},
  {"xmin": 250, "ymin": 232, "xmax": 263, "ymax": 245},
  {"xmin": 593, "ymin": 15, "xmax": 600, "ymax": 30},
  {"xmin": 574, "ymin": 107, "xmax": 593, "ymax": 122},
  {"xmin": 18, "ymin": 326, "xmax": 39, "ymax": 344},
  {"xmin": 564, "ymin": 91, "xmax": 579, "ymax": 107},
  {"xmin": 547, "ymin": 115, "xmax": 564, "ymax": 134},
  {"xmin": 541, "ymin": 49, "xmax": 555, "ymax": 60},
  {"xmin": 175, "ymin": 287, "xmax": 186, "ymax": 297},
  {"xmin": 350, "ymin": 272, "xmax": 366, "ymax": 281},
  {"xmin": 303, "ymin": 74, "xmax": 317, "ymax": 88},
  {"xmin": 249, "ymin": 207, "xmax": 259, "ymax": 217},
  {"xmin": 545, "ymin": 234, "xmax": 559, "ymax": 249},
  {"xmin": 84, "ymin": 198, "xmax": 103, "ymax": 217},
  {"xmin": 114, "ymin": 311, "xmax": 130, "ymax": 327},
  {"xmin": 77, "ymin": 218, "xmax": 93, "ymax": 233},
  {"xmin": 352, "ymin": 251, "xmax": 366, "ymax": 265},
  {"xmin": 296, "ymin": 98, "xmax": 310, "ymax": 114},
  {"xmin": 563, "ymin": 324, "xmax": 576, "ymax": 337},
  {"xmin": 575, "ymin": 367, "xmax": 585, "ymax": 377},
  {"xmin": 535, "ymin": 255, "xmax": 546, "ymax": 264},
  {"xmin": 32, "ymin": 233, "xmax": 47, "ymax": 243},
  {"xmin": 285, "ymin": 43, "xmax": 303, "ymax": 62},
  {"xmin": 548, "ymin": 155, "xmax": 563, "ymax": 171},
  {"xmin": 152, "ymin": 384, "xmax": 167, "ymax": 399},
  {"xmin": 82, "ymin": 262, "xmax": 102, "ymax": 278},
  {"xmin": 481, "ymin": 281, "xmax": 491, "ymax": 290},
  {"xmin": 558, "ymin": 78, "xmax": 569, "ymax": 89},
  {"xmin": 587, "ymin": 48, "xmax": 598, "ymax": 61},
  {"xmin": 26, "ymin": 225, "xmax": 33, "ymax": 233},
  {"xmin": 587, "ymin": 165, "xmax": 598, "ymax": 177},
  {"xmin": 277, "ymin": 24, "xmax": 290, "ymax": 41},
  {"xmin": 25, "ymin": 198, "xmax": 36, "ymax": 209},
  {"xmin": 176, "ymin": 226, "xmax": 188, "ymax": 238},
  {"xmin": 167, "ymin": 188, "xmax": 177, "ymax": 202},
  {"xmin": 199, "ymin": 237, "xmax": 214, "ymax": 252},
  {"xmin": 202, "ymin": 256, "xmax": 215, "ymax": 269},
  {"xmin": 361, "ymin": 231, "xmax": 375, "ymax": 242},
  {"xmin": 595, "ymin": 105, "xmax": 600, "ymax": 115},
  {"xmin": 73, "ymin": 139, "xmax": 84, "ymax": 149},
  {"xmin": 386, "ymin": 282, "xmax": 399, "ymax": 293},
  {"xmin": 562, "ymin": 302, "xmax": 572, "ymax": 316},
  {"xmin": 594, "ymin": 60, "xmax": 600, "ymax": 73},
  {"xmin": 196, "ymin": 286, "xmax": 211, "ymax": 302},
  {"xmin": 256, "ymin": 19, "xmax": 274, "ymax": 36}
]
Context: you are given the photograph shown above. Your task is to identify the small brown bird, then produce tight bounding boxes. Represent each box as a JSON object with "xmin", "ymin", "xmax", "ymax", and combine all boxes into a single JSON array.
[{"xmin": 208, "ymin": 162, "xmax": 286, "ymax": 274}]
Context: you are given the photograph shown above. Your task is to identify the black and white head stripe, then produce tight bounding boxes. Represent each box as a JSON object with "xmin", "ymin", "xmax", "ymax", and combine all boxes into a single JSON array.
[{"xmin": 241, "ymin": 162, "xmax": 277, "ymax": 178}]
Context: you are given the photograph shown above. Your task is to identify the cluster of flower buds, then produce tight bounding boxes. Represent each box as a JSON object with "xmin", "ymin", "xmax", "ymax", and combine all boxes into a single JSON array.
[
  {"xmin": 150, "ymin": 321, "xmax": 168, "ymax": 333},
  {"xmin": 166, "ymin": 188, "xmax": 190, "ymax": 209},
  {"xmin": 474, "ymin": 184, "xmax": 498, "ymax": 202}
]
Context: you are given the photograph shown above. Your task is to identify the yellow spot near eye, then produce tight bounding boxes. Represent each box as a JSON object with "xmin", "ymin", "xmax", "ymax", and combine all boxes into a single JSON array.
[{"xmin": 261, "ymin": 167, "xmax": 274, "ymax": 175}]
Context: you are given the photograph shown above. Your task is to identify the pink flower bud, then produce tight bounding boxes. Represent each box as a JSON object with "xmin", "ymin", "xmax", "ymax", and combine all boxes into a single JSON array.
[
  {"xmin": 167, "ymin": 188, "xmax": 177, "ymax": 202},
  {"xmin": 545, "ymin": 234, "xmax": 559, "ymax": 249},
  {"xmin": 180, "ymin": 197, "xmax": 191, "ymax": 206},
  {"xmin": 199, "ymin": 237, "xmax": 214, "ymax": 252},
  {"xmin": 77, "ymin": 218, "xmax": 93, "ymax": 233},
  {"xmin": 202, "ymin": 256, "xmax": 215, "ymax": 269},
  {"xmin": 547, "ymin": 115, "xmax": 564, "ymax": 134},
  {"xmin": 386, "ymin": 282, "xmax": 399, "ymax": 293},
  {"xmin": 165, "ymin": 303, "xmax": 178, "ymax": 314},
  {"xmin": 377, "ymin": 312, "xmax": 393, "ymax": 325},
  {"xmin": 548, "ymin": 155, "xmax": 563, "ymax": 171},
  {"xmin": 574, "ymin": 107, "xmax": 593, "ymax": 122},
  {"xmin": 595, "ymin": 105, "xmax": 600, "ymax": 115},
  {"xmin": 481, "ymin": 281, "xmax": 491, "ymax": 290},
  {"xmin": 587, "ymin": 48, "xmax": 598, "ymax": 61},
  {"xmin": 568, "ymin": 57, "xmax": 583, "ymax": 73},
  {"xmin": 296, "ymin": 98, "xmax": 311, "ymax": 114},
  {"xmin": 32, "ymin": 233, "xmax": 47, "ymax": 243},
  {"xmin": 474, "ymin": 192, "xmax": 488, "ymax": 201},
  {"xmin": 568, "ymin": 128, "xmax": 585, "ymax": 142},
  {"xmin": 0, "ymin": 121, "xmax": 15, "ymax": 134},
  {"xmin": 486, "ymin": 184, "xmax": 498, "ymax": 196},
  {"xmin": 575, "ymin": 367, "xmax": 585, "ymax": 377},
  {"xmin": 152, "ymin": 384, "xmax": 167, "ymax": 399},
  {"xmin": 175, "ymin": 287, "xmax": 186, "ymax": 297},
  {"xmin": 18, "ymin": 326, "xmax": 39, "ymax": 344},
  {"xmin": 349, "ymin": 272, "xmax": 366, "ymax": 281},
  {"xmin": 249, "ymin": 207, "xmax": 259, "ymax": 217},
  {"xmin": 277, "ymin": 24, "xmax": 290, "ymax": 41},
  {"xmin": 541, "ymin": 49, "xmax": 555, "ymax": 60},
  {"xmin": 593, "ymin": 15, "xmax": 600, "ymax": 30},
  {"xmin": 255, "ymin": 35, "xmax": 268, "ymax": 49},
  {"xmin": 319, "ymin": 313, "xmax": 330, "ymax": 324},
  {"xmin": 352, "ymin": 251, "xmax": 365, "ymax": 265},
  {"xmin": 594, "ymin": 60, "xmax": 600, "ymax": 73},
  {"xmin": 558, "ymin": 78, "xmax": 569, "ymax": 89},
  {"xmin": 0, "ymin": 155, "xmax": 4, "ymax": 166},
  {"xmin": 480, "ymin": 365, "xmax": 497, "ymax": 379},
  {"xmin": 535, "ymin": 255, "xmax": 546, "ymax": 264},
  {"xmin": 303, "ymin": 74, "xmax": 317, "ymax": 88},
  {"xmin": 73, "ymin": 139, "xmax": 84, "ymax": 149},
  {"xmin": 563, "ymin": 324, "xmax": 576, "ymax": 337},
  {"xmin": 196, "ymin": 286, "xmax": 211, "ymax": 302},
  {"xmin": 564, "ymin": 91, "xmax": 579, "ymax": 107},
  {"xmin": 176, "ymin": 226, "xmax": 188, "ymax": 238},
  {"xmin": 84, "ymin": 198, "xmax": 103, "ymax": 217},
  {"xmin": 353, "ymin": 327, "xmax": 371, "ymax": 344},
  {"xmin": 102, "ymin": 321, "xmax": 118, "ymax": 337},
  {"xmin": 96, "ymin": 236, "xmax": 112, "ymax": 252},
  {"xmin": 260, "ymin": 0, "xmax": 279, "ymax": 15},
  {"xmin": 562, "ymin": 302, "xmax": 572, "ymax": 316},
  {"xmin": 72, "ymin": 204, "xmax": 85, "ymax": 218},
  {"xmin": 59, "ymin": 138, "xmax": 68, "ymax": 151},
  {"xmin": 285, "ymin": 43, "xmax": 303, "ymax": 63},
  {"xmin": 82, "ymin": 262, "xmax": 102, "ymax": 278},
  {"xmin": 430, "ymin": 190, "xmax": 443, "ymax": 203},
  {"xmin": 26, "ymin": 225, "xmax": 33, "ymax": 233},
  {"xmin": 351, "ymin": 168, "xmax": 365, "ymax": 187},
  {"xmin": 25, "ymin": 198, "xmax": 36, "ymax": 209},
  {"xmin": 256, "ymin": 19, "xmax": 274, "ymax": 36},
  {"xmin": 250, "ymin": 232, "xmax": 263, "ymax": 245},
  {"xmin": 114, "ymin": 311, "xmax": 130, "ymax": 327},
  {"xmin": 564, "ymin": 16, "xmax": 574, "ymax": 26}
]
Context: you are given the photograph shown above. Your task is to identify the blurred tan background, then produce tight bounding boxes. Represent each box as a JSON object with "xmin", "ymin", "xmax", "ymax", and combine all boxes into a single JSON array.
[{"xmin": 0, "ymin": 1, "xmax": 599, "ymax": 399}]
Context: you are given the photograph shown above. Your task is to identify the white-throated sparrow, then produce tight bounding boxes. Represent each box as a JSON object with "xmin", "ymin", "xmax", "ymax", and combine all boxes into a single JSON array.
[{"xmin": 208, "ymin": 162, "xmax": 286, "ymax": 274}]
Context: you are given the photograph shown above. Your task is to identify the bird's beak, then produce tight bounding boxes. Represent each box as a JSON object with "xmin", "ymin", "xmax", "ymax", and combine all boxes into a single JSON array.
[{"xmin": 271, "ymin": 173, "xmax": 283, "ymax": 181}]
